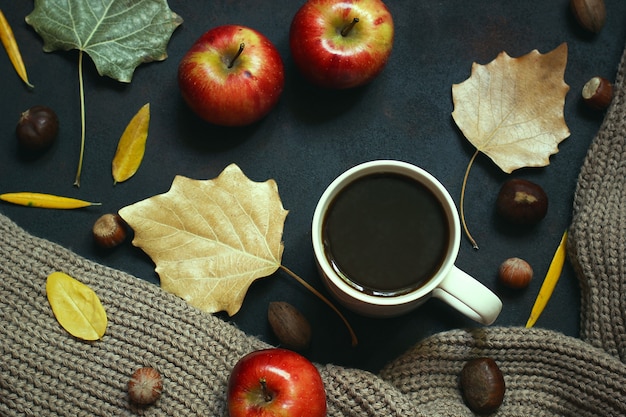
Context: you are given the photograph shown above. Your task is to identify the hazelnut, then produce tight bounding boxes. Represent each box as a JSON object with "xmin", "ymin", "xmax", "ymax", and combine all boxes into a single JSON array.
[
  {"xmin": 268, "ymin": 301, "xmax": 312, "ymax": 351},
  {"xmin": 496, "ymin": 179, "xmax": 548, "ymax": 225},
  {"xmin": 570, "ymin": 0, "xmax": 606, "ymax": 33},
  {"xmin": 460, "ymin": 357, "xmax": 506, "ymax": 414},
  {"xmin": 128, "ymin": 367, "xmax": 163, "ymax": 405},
  {"xmin": 582, "ymin": 76, "xmax": 613, "ymax": 110},
  {"xmin": 498, "ymin": 257, "xmax": 533, "ymax": 289},
  {"xmin": 92, "ymin": 213, "xmax": 127, "ymax": 248},
  {"xmin": 16, "ymin": 105, "xmax": 59, "ymax": 152}
]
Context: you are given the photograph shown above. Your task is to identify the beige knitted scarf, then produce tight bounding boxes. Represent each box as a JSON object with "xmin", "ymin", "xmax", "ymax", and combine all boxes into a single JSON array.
[{"xmin": 2, "ymin": 46, "xmax": 626, "ymax": 417}]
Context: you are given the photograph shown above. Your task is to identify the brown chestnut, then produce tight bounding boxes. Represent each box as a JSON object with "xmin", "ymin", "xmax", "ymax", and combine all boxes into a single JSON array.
[
  {"xmin": 16, "ymin": 105, "xmax": 59, "ymax": 152},
  {"xmin": 498, "ymin": 257, "xmax": 533, "ymax": 289},
  {"xmin": 582, "ymin": 76, "xmax": 613, "ymax": 110},
  {"xmin": 460, "ymin": 357, "xmax": 506, "ymax": 414},
  {"xmin": 496, "ymin": 179, "xmax": 548, "ymax": 225}
]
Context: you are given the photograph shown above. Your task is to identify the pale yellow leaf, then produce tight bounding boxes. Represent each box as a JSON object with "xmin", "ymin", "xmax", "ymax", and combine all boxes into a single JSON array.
[
  {"xmin": 112, "ymin": 103, "xmax": 150, "ymax": 184},
  {"xmin": 46, "ymin": 271, "xmax": 107, "ymax": 340},
  {"xmin": 119, "ymin": 164, "xmax": 288, "ymax": 316},
  {"xmin": 452, "ymin": 43, "xmax": 570, "ymax": 173}
]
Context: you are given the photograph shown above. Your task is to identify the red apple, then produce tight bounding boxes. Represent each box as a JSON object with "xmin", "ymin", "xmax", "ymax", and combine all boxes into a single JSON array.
[
  {"xmin": 227, "ymin": 348, "xmax": 326, "ymax": 417},
  {"xmin": 289, "ymin": 0, "xmax": 394, "ymax": 89},
  {"xmin": 178, "ymin": 25, "xmax": 285, "ymax": 126}
]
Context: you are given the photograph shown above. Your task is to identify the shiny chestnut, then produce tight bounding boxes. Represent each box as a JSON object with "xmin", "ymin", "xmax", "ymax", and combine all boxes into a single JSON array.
[
  {"xmin": 16, "ymin": 105, "xmax": 59, "ymax": 152},
  {"xmin": 460, "ymin": 357, "xmax": 506, "ymax": 414},
  {"xmin": 496, "ymin": 179, "xmax": 548, "ymax": 225},
  {"xmin": 582, "ymin": 76, "xmax": 613, "ymax": 110}
]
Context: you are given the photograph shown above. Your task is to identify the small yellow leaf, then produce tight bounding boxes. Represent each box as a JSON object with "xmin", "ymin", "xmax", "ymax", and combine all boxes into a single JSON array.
[
  {"xmin": 526, "ymin": 230, "xmax": 568, "ymax": 328},
  {"xmin": 119, "ymin": 164, "xmax": 288, "ymax": 316},
  {"xmin": 452, "ymin": 43, "xmax": 570, "ymax": 174},
  {"xmin": 46, "ymin": 272, "xmax": 108, "ymax": 340},
  {"xmin": 0, "ymin": 192, "xmax": 101, "ymax": 209},
  {"xmin": 112, "ymin": 103, "xmax": 150, "ymax": 184},
  {"xmin": 0, "ymin": 9, "xmax": 33, "ymax": 88}
]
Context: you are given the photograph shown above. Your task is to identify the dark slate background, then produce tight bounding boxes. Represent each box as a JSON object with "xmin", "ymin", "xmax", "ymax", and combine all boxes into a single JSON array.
[{"xmin": 1, "ymin": 1, "xmax": 625, "ymax": 373}]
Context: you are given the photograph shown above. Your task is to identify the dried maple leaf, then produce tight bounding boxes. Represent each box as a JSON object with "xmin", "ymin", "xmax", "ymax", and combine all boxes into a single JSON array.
[
  {"xmin": 451, "ymin": 43, "xmax": 570, "ymax": 248},
  {"xmin": 118, "ymin": 164, "xmax": 288, "ymax": 316}
]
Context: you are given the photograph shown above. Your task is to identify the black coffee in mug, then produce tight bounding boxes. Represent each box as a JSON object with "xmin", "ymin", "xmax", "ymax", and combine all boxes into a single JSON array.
[{"xmin": 322, "ymin": 173, "xmax": 450, "ymax": 296}]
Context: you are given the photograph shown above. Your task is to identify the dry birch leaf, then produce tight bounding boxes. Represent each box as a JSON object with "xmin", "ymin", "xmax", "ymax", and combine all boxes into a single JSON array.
[
  {"xmin": 46, "ymin": 271, "xmax": 108, "ymax": 340},
  {"xmin": 451, "ymin": 43, "xmax": 570, "ymax": 248},
  {"xmin": 119, "ymin": 164, "xmax": 288, "ymax": 316},
  {"xmin": 112, "ymin": 103, "xmax": 150, "ymax": 184}
]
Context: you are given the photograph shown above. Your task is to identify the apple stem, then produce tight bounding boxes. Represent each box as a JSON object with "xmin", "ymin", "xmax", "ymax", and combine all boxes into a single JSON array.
[
  {"xmin": 228, "ymin": 43, "xmax": 245, "ymax": 69},
  {"xmin": 341, "ymin": 18, "xmax": 359, "ymax": 37},
  {"xmin": 259, "ymin": 378, "xmax": 273, "ymax": 403}
]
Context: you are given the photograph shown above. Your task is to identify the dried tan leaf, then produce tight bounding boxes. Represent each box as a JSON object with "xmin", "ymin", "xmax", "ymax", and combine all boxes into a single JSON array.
[
  {"xmin": 452, "ymin": 44, "xmax": 570, "ymax": 249},
  {"xmin": 119, "ymin": 164, "xmax": 288, "ymax": 316},
  {"xmin": 46, "ymin": 271, "xmax": 107, "ymax": 340},
  {"xmin": 452, "ymin": 43, "xmax": 570, "ymax": 174}
]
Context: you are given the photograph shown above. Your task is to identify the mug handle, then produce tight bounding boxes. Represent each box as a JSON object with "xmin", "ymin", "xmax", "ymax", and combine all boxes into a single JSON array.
[{"xmin": 432, "ymin": 266, "xmax": 502, "ymax": 325}]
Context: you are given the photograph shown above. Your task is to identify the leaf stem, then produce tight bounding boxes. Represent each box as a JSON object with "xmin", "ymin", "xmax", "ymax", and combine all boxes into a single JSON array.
[
  {"xmin": 460, "ymin": 149, "xmax": 480, "ymax": 250},
  {"xmin": 74, "ymin": 50, "xmax": 86, "ymax": 187},
  {"xmin": 279, "ymin": 264, "xmax": 358, "ymax": 347}
]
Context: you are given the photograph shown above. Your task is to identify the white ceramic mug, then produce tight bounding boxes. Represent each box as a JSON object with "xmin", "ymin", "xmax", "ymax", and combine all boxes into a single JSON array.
[{"xmin": 311, "ymin": 160, "xmax": 502, "ymax": 325}]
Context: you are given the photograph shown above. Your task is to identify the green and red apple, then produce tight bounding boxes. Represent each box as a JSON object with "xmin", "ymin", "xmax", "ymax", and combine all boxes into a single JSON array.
[
  {"xmin": 178, "ymin": 25, "xmax": 285, "ymax": 126},
  {"xmin": 289, "ymin": 0, "xmax": 394, "ymax": 89},
  {"xmin": 227, "ymin": 348, "xmax": 326, "ymax": 417}
]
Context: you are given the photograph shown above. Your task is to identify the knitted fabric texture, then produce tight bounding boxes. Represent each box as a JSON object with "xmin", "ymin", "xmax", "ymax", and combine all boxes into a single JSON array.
[
  {"xmin": 1, "ymin": 46, "xmax": 626, "ymax": 417},
  {"xmin": 568, "ymin": 41, "xmax": 626, "ymax": 363}
]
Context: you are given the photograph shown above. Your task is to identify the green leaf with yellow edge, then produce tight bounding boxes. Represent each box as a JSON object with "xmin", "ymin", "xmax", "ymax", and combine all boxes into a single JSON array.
[
  {"xmin": 46, "ymin": 271, "xmax": 107, "ymax": 340},
  {"xmin": 119, "ymin": 164, "xmax": 289, "ymax": 316},
  {"xmin": 112, "ymin": 103, "xmax": 150, "ymax": 185}
]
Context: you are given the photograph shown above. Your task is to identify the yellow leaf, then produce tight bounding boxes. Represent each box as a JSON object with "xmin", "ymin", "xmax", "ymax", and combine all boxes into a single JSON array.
[
  {"xmin": 46, "ymin": 272, "xmax": 108, "ymax": 340},
  {"xmin": 112, "ymin": 103, "xmax": 150, "ymax": 184},
  {"xmin": 0, "ymin": 9, "xmax": 33, "ymax": 88},
  {"xmin": 526, "ymin": 230, "xmax": 568, "ymax": 328},
  {"xmin": 452, "ymin": 43, "xmax": 570, "ymax": 174},
  {"xmin": 119, "ymin": 164, "xmax": 288, "ymax": 316},
  {"xmin": 0, "ymin": 192, "xmax": 101, "ymax": 209}
]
